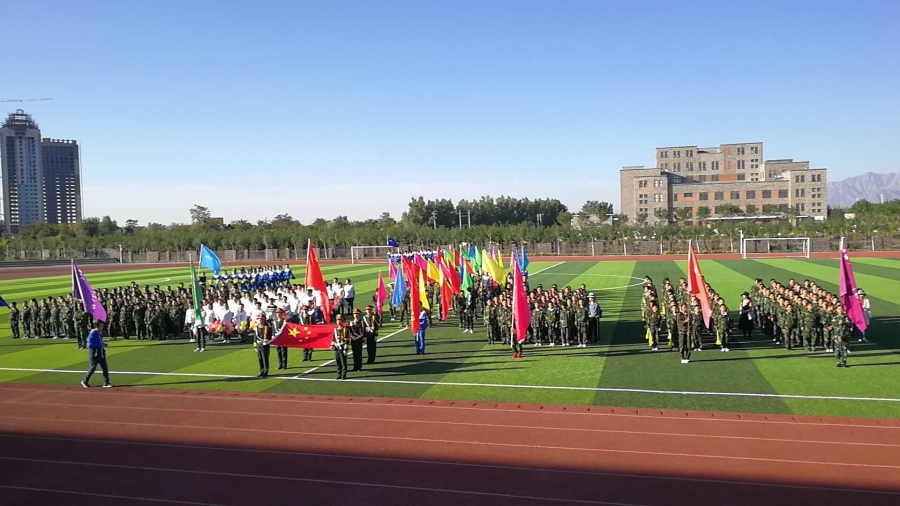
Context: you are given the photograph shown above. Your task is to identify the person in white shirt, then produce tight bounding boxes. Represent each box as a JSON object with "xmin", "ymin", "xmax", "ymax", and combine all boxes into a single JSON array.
[
  {"xmin": 343, "ymin": 278, "xmax": 356, "ymax": 315},
  {"xmin": 234, "ymin": 304, "xmax": 249, "ymax": 343},
  {"xmin": 249, "ymin": 302, "xmax": 263, "ymax": 323},
  {"xmin": 184, "ymin": 304, "xmax": 198, "ymax": 343},
  {"xmin": 857, "ymin": 289, "xmax": 872, "ymax": 342}
]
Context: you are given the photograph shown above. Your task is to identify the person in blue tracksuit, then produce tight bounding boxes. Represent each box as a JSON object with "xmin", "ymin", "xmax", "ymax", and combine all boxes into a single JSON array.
[
  {"xmin": 81, "ymin": 321, "xmax": 113, "ymax": 388},
  {"xmin": 415, "ymin": 308, "xmax": 428, "ymax": 355}
]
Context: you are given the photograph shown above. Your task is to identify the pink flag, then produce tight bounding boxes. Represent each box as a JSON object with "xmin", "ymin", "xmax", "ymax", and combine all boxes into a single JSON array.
[
  {"xmin": 414, "ymin": 253, "xmax": 428, "ymax": 272},
  {"xmin": 376, "ymin": 271, "xmax": 387, "ymax": 314},
  {"xmin": 840, "ymin": 247, "xmax": 867, "ymax": 333},
  {"xmin": 388, "ymin": 258, "xmax": 398, "ymax": 280},
  {"xmin": 511, "ymin": 249, "xmax": 531, "ymax": 344}
]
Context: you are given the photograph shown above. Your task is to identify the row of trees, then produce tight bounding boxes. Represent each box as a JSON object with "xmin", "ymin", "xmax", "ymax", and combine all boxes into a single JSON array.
[{"xmin": 2, "ymin": 200, "xmax": 899, "ymax": 254}]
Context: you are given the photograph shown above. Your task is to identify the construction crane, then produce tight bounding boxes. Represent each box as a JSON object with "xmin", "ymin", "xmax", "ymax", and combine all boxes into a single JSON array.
[{"xmin": 1, "ymin": 98, "xmax": 53, "ymax": 103}]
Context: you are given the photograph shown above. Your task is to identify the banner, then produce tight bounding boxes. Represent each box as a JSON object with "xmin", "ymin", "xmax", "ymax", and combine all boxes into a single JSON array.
[{"xmin": 269, "ymin": 322, "xmax": 336, "ymax": 349}]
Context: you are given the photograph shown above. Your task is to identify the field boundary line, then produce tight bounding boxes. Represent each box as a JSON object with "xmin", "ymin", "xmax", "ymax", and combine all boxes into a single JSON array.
[
  {"xmin": 293, "ymin": 325, "xmax": 408, "ymax": 378},
  {"xmin": 2, "ymin": 367, "xmax": 899, "ymax": 403},
  {"xmin": 528, "ymin": 261, "xmax": 565, "ymax": 275}
]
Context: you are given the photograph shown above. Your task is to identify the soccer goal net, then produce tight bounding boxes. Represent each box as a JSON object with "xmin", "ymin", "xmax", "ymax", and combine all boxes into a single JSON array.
[
  {"xmin": 350, "ymin": 246, "xmax": 398, "ymax": 264},
  {"xmin": 741, "ymin": 237, "xmax": 811, "ymax": 259}
]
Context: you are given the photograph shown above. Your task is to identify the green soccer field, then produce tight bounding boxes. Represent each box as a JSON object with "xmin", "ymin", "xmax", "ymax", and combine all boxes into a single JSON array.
[{"xmin": 2, "ymin": 258, "xmax": 900, "ymax": 418}]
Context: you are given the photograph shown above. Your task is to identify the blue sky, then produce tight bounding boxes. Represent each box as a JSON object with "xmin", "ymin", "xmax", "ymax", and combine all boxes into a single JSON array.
[{"xmin": 4, "ymin": 0, "xmax": 899, "ymax": 224}]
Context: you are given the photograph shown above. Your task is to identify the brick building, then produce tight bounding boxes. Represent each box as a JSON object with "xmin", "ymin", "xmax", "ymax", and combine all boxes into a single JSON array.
[{"xmin": 620, "ymin": 142, "xmax": 827, "ymax": 225}]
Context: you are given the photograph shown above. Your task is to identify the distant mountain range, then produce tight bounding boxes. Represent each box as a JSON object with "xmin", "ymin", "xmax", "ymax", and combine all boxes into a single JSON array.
[{"xmin": 827, "ymin": 172, "xmax": 900, "ymax": 208}]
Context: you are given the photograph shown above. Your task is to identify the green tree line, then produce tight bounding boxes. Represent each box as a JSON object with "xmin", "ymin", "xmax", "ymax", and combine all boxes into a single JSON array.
[{"xmin": 1, "ymin": 199, "xmax": 898, "ymax": 254}]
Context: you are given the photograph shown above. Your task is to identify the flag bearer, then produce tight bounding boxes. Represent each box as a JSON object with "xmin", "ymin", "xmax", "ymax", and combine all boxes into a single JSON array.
[
  {"xmin": 275, "ymin": 309, "xmax": 289, "ymax": 370},
  {"xmin": 679, "ymin": 304, "xmax": 692, "ymax": 364},
  {"xmin": 254, "ymin": 314, "xmax": 273, "ymax": 378},
  {"xmin": 833, "ymin": 305, "xmax": 850, "ymax": 368},
  {"xmin": 364, "ymin": 305, "xmax": 378, "ymax": 364},
  {"xmin": 331, "ymin": 316, "xmax": 349, "ymax": 379}
]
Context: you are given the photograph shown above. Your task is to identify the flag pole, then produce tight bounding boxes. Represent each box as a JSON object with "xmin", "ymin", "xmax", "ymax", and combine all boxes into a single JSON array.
[{"xmin": 839, "ymin": 236, "xmax": 845, "ymax": 252}]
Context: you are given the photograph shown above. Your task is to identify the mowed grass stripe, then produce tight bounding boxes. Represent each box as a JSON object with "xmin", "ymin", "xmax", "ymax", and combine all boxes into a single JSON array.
[
  {"xmin": 807, "ymin": 258, "xmax": 900, "ymax": 288},
  {"xmin": 419, "ymin": 261, "xmax": 611, "ymax": 405}
]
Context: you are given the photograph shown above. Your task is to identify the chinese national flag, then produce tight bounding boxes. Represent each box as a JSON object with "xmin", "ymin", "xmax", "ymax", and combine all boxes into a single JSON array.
[
  {"xmin": 269, "ymin": 322, "xmax": 336, "ymax": 349},
  {"xmin": 306, "ymin": 242, "xmax": 332, "ymax": 323},
  {"xmin": 687, "ymin": 243, "xmax": 713, "ymax": 328}
]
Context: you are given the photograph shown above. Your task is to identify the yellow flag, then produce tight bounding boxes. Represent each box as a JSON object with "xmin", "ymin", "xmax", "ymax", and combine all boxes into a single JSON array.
[
  {"xmin": 482, "ymin": 249, "xmax": 504, "ymax": 282},
  {"xmin": 496, "ymin": 250, "xmax": 504, "ymax": 268},
  {"xmin": 418, "ymin": 269, "xmax": 430, "ymax": 311},
  {"xmin": 427, "ymin": 259, "xmax": 441, "ymax": 284}
]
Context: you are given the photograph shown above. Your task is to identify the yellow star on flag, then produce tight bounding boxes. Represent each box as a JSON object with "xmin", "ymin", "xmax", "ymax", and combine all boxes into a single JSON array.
[{"xmin": 288, "ymin": 327, "xmax": 300, "ymax": 337}]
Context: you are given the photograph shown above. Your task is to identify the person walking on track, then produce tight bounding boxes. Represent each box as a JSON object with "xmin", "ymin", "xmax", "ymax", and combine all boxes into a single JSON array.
[{"xmin": 81, "ymin": 321, "xmax": 113, "ymax": 388}]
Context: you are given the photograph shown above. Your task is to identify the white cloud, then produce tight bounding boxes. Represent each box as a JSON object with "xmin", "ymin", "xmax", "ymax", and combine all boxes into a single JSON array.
[{"xmin": 82, "ymin": 176, "xmax": 620, "ymax": 225}]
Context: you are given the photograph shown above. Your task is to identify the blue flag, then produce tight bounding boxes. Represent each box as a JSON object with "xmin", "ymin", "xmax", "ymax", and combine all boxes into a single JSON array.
[
  {"xmin": 520, "ymin": 246, "xmax": 529, "ymax": 271},
  {"xmin": 391, "ymin": 266, "xmax": 408, "ymax": 309},
  {"xmin": 199, "ymin": 244, "xmax": 221, "ymax": 275},
  {"xmin": 0, "ymin": 294, "xmax": 7, "ymax": 308},
  {"xmin": 387, "ymin": 236, "xmax": 400, "ymax": 248},
  {"xmin": 468, "ymin": 244, "xmax": 476, "ymax": 260}
]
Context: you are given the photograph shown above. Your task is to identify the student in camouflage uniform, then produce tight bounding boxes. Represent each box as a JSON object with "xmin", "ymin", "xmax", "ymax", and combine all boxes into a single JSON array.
[
  {"xmin": 646, "ymin": 303, "xmax": 661, "ymax": 351},
  {"xmin": 559, "ymin": 301, "xmax": 571, "ymax": 347},
  {"xmin": 781, "ymin": 304, "xmax": 797, "ymax": 351},
  {"xmin": 690, "ymin": 305, "xmax": 703, "ymax": 351},
  {"xmin": 833, "ymin": 305, "xmax": 850, "ymax": 368},
  {"xmin": 486, "ymin": 299, "xmax": 499, "ymax": 345},
  {"xmin": 38, "ymin": 300, "xmax": 50, "ymax": 338},
  {"xmin": 107, "ymin": 303, "xmax": 120, "ymax": 340},
  {"xmin": 665, "ymin": 302, "xmax": 678, "ymax": 350},
  {"xmin": 499, "ymin": 299, "xmax": 511, "ymax": 345},
  {"xmin": 545, "ymin": 300, "xmax": 559, "ymax": 346},
  {"xmin": 21, "ymin": 301, "xmax": 33, "ymax": 339},
  {"xmin": 120, "ymin": 301, "xmax": 132, "ymax": 339},
  {"xmin": 800, "ymin": 301, "xmax": 817, "ymax": 351},
  {"xmin": 574, "ymin": 299, "xmax": 587, "ymax": 347},
  {"xmin": 530, "ymin": 302, "xmax": 545, "ymax": 347},
  {"xmin": 821, "ymin": 302, "xmax": 835, "ymax": 353},
  {"xmin": 134, "ymin": 303, "xmax": 147, "ymax": 340},
  {"xmin": 8, "ymin": 302, "xmax": 20, "ymax": 339},
  {"xmin": 678, "ymin": 304, "xmax": 692, "ymax": 364},
  {"xmin": 714, "ymin": 304, "xmax": 732, "ymax": 352},
  {"xmin": 49, "ymin": 300, "xmax": 61, "ymax": 339}
]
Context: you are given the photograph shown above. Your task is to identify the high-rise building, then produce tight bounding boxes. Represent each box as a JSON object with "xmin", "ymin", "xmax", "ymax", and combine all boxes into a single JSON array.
[
  {"xmin": 0, "ymin": 110, "xmax": 45, "ymax": 233},
  {"xmin": 41, "ymin": 138, "xmax": 82, "ymax": 226},
  {"xmin": 620, "ymin": 142, "xmax": 827, "ymax": 226},
  {"xmin": 0, "ymin": 110, "xmax": 82, "ymax": 233}
]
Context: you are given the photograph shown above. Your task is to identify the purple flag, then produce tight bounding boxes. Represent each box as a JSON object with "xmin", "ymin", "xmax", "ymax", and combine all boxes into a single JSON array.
[
  {"xmin": 839, "ymin": 247, "xmax": 866, "ymax": 333},
  {"xmin": 72, "ymin": 261, "xmax": 107, "ymax": 322}
]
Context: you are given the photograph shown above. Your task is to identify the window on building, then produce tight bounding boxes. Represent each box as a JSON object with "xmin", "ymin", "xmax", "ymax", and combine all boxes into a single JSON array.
[
  {"xmin": 795, "ymin": 203, "xmax": 805, "ymax": 212},
  {"xmin": 737, "ymin": 173, "xmax": 746, "ymax": 181},
  {"xmin": 699, "ymin": 192, "xmax": 708, "ymax": 201},
  {"xmin": 762, "ymin": 190, "xmax": 772, "ymax": 199},
  {"xmin": 661, "ymin": 163, "xmax": 668, "ymax": 170},
  {"xmin": 673, "ymin": 193, "xmax": 678, "ymax": 202},
  {"xmin": 686, "ymin": 150, "xmax": 694, "ymax": 157},
  {"xmin": 654, "ymin": 193, "xmax": 663, "ymax": 203},
  {"xmin": 699, "ymin": 161, "xmax": 707, "ymax": 171},
  {"xmin": 711, "ymin": 175, "xmax": 719, "ymax": 182},
  {"xmin": 778, "ymin": 204, "xmax": 789, "ymax": 212},
  {"xmin": 711, "ymin": 161, "xmax": 719, "ymax": 171},
  {"xmin": 794, "ymin": 175, "xmax": 806, "ymax": 183},
  {"xmin": 750, "ymin": 173, "xmax": 759, "ymax": 182},
  {"xmin": 674, "ymin": 150, "xmax": 681, "ymax": 158},
  {"xmin": 778, "ymin": 189, "xmax": 789, "ymax": 198},
  {"xmin": 795, "ymin": 188, "xmax": 805, "ymax": 198},
  {"xmin": 750, "ymin": 158, "xmax": 759, "ymax": 169},
  {"xmin": 769, "ymin": 171, "xmax": 778, "ymax": 179},
  {"xmin": 686, "ymin": 162, "xmax": 694, "ymax": 171},
  {"xmin": 737, "ymin": 160, "xmax": 746, "ymax": 170},
  {"xmin": 660, "ymin": 151, "xmax": 668, "ymax": 159},
  {"xmin": 714, "ymin": 192, "xmax": 724, "ymax": 201},
  {"xmin": 737, "ymin": 147, "xmax": 745, "ymax": 155},
  {"xmin": 673, "ymin": 162, "xmax": 681, "ymax": 172},
  {"xmin": 699, "ymin": 175, "xmax": 707, "ymax": 182},
  {"xmin": 746, "ymin": 204, "xmax": 757, "ymax": 214},
  {"xmin": 730, "ymin": 191, "xmax": 740, "ymax": 200},
  {"xmin": 746, "ymin": 190, "xmax": 756, "ymax": 199},
  {"xmin": 683, "ymin": 192, "xmax": 693, "ymax": 198},
  {"xmin": 639, "ymin": 180, "xmax": 647, "ymax": 188},
  {"xmin": 750, "ymin": 146, "xmax": 759, "ymax": 154}
]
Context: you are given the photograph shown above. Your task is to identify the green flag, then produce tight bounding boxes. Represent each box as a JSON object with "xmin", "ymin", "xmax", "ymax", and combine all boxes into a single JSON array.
[
  {"xmin": 473, "ymin": 247, "xmax": 482, "ymax": 273},
  {"xmin": 461, "ymin": 258, "xmax": 473, "ymax": 292},
  {"xmin": 190, "ymin": 259, "xmax": 203, "ymax": 322}
]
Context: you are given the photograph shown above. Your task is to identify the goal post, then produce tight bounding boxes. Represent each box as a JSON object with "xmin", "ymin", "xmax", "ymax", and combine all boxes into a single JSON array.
[
  {"xmin": 741, "ymin": 237, "xmax": 810, "ymax": 259},
  {"xmin": 350, "ymin": 246, "xmax": 398, "ymax": 264}
]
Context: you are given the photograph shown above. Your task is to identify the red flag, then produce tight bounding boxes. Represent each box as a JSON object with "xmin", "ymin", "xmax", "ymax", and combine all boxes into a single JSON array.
[
  {"xmin": 839, "ymin": 246, "xmax": 867, "ymax": 333},
  {"xmin": 512, "ymin": 250, "xmax": 531, "ymax": 344},
  {"xmin": 388, "ymin": 258, "xmax": 398, "ymax": 280},
  {"xmin": 269, "ymin": 322, "xmax": 336, "ymax": 349},
  {"xmin": 306, "ymin": 242, "xmax": 332, "ymax": 323},
  {"xmin": 402, "ymin": 257, "xmax": 421, "ymax": 335},
  {"xmin": 687, "ymin": 243, "xmax": 713, "ymax": 328},
  {"xmin": 453, "ymin": 249, "xmax": 460, "ymax": 268},
  {"xmin": 440, "ymin": 281, "xmax": 452, "ymax": 322},
  {"xmin": 441, "ymin": 261, "xmax": 460, "ymax": 294}
]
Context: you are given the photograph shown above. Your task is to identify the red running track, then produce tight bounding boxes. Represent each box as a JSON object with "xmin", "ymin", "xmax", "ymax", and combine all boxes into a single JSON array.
[{"xmin": 0, "ymin": 384, "xmax": 898, "ymax": 505}]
